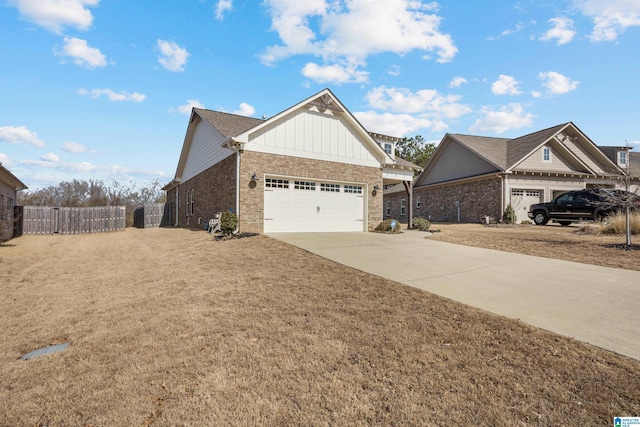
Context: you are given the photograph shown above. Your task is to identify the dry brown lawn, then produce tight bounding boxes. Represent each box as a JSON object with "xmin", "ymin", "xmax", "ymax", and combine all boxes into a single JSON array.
[
  {"xmin": 1, "ymin": 228, "xmax": 639, "ymax": 425},
  {"xmin": 428, "ymin": 222, "xmax": 640, "ymax": 271}
]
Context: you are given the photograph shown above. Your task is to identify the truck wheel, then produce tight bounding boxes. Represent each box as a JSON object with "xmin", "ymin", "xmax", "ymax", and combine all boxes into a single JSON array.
[{"xmin": 533, "ymin": 211, "xmax": 548, "ymax": 226}]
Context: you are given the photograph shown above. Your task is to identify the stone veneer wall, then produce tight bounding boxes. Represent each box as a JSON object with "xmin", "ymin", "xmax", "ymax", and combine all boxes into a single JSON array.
[
  {"xmin": 239, "ymin": 151, "xmax": 383, "ymax": 233},
  {"xmin": 166, "ymin": 154, "xmax": 237, "ymax": 229},
  {"xmin": 384, "ymin": 177, "xmax": 503, "ymax": 224}
]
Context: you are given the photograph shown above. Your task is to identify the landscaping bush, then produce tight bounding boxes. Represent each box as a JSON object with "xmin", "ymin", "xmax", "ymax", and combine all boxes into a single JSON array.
[
  {"xmin": 375, "ymin": 219, "xmax": 401, "ymax": 233},
  {"xmin": 219, "ymin": 211, "xmax": 238, "ymax": 236},
  {"xmin": 412, "ymin": 217, "xmax": 431, "ymax": 231},
  {"xmin": 502, "ymin": 204, "xmax": 517, "ymax": 224},
  {"xmin": 521, "ymin": 220, "xmax": 533, "ymax": 225},
  {"xmin": 597, "ymin": 212, "xmax": 640, "ymax": 235}
]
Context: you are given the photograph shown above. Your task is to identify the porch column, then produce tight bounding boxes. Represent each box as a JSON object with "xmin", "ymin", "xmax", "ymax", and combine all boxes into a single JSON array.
[{"xmin": 403, "ymin": 180, "xmax": 413, "ymax": 229}]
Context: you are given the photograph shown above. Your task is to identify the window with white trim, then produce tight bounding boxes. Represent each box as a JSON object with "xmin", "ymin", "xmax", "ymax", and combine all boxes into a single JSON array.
[
  {"xmin": 294, "ymin": 181, "xmax": 316, "ymax": 190},
  {"xmin": 401, "ymin": 199, "xmax": 406, "ymax": 216},
  {"xmin": 511, "ymin": 189, "xmax": 524, "ymax": 196},
  {"xmin": 386, "ymin": 201, "xmax": 391, "ymax": 216},
  {"xmin": 526, "ymin": 190, "xmax": 540, "ymax": 197},
  {"xmin": 0, "ymin": 194, "xmax": 3, "ymax": 221},
  {"xmin": 416, "ymin": 196, "xmax": 421, "ymax": 208},
  {"xmin": 7, "ymin": 197, "xmax": 13, "ymax": 220},
  {"xmin": 344, "ymin": 185, "xmax": 362, "ymax": 194},
  {"xmin": 320, "ymin": 183, "xmax": 340, "ymax": 192},
  {"xmin": 542, "ymin": 147, "xmax": 551, "ymax": 163},
  {"xmin": 618, "ymin": 150, "xmax": 628, "ymax": 166},
  {"xmin": 265, "ymin": 178, "xmax": 289, "ymax": 188},
  {"xmin": 384, "ymin": 143, "xmax": 392, "ymax": 155},
  {"xmin": 186, "ymin": 189, "xmax": 194, "ymax": 216}
]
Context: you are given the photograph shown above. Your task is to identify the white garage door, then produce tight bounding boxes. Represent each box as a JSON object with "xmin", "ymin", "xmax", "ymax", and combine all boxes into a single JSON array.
[
  {"xmin": 511, "ymin": 189, "xmax": 543, "ymax": 222},
  {"xmin": 264, "ymin": 177, "xmax": 365, "ymax": 232}
]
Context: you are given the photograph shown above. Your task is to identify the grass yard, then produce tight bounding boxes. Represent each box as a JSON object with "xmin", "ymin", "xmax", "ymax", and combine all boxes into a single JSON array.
[
  {"xmin": 428, "ymin": 222, "xmax": 640, "ymax": 271},
  {"xmin": 1, "ymin": 228, "xmax": 639, "ymax": 425}
]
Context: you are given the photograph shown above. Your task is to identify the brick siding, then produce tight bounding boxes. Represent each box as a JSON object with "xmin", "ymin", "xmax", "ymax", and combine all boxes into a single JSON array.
[
  {"xmin": 166, "ymin": 154, "xmax": 237, "ymax": 230},
  {"xmin": 384, "ymin": 177, "xmax": 503, "ymax": 224},
  {"xmin": 0, "ymin": 180, "xmax": 16, "ymax": 242}
]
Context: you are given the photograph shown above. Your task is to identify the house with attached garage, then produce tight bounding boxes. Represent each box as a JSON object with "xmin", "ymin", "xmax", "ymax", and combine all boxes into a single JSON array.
[
  {"xmin": 384, "ymin": 122, "xmax": 630, "ymax": 224},
  {"xmin": 163, "ymin": 88, "xmax": 420, "ymax": 233},
  {"xmin": 0, "ymin": 163, "xmax": 28, "ymax": 242}
]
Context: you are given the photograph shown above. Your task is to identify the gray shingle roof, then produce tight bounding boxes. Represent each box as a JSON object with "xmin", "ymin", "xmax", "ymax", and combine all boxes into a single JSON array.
[
  {"xmin": 448, "ymin": 134, "xmax": 510, "ymax": 169},
  {"xmin": 449, "ymin": 123, "xmax": 570, "ymax": 171},
  {"xmin": 194, "ymin": 108, "xmax": 264, "ymax": 138},
  {"xmin": 393, "ymin": 156, "xmax": 421, "ymax": 169}
]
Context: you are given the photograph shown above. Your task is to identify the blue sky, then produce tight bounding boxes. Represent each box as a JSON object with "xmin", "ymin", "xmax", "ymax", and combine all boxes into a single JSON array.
[{"xmin": 1, "ymin": 0, "xmax": 639, "ymax": 190}]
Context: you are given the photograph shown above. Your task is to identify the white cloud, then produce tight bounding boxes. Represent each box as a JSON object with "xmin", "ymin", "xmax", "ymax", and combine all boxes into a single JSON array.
[
  {"xmin": 531, "ymin": 90, "xmax": 543, "ymax": 98},
  {"xmin": 0, "ymin": 153, "xmax": 12, "ymax": 167},
  {"xmin": 261, "ymin": 0, "xmax": 457, "ymax": 72},
  {"xmin": 55, "ymin": 37, "xmax": 107, "ymax": 69},
  {"xmin": 174, "ymin": 99, "xmax": 205, "ymax": 115},
  {"xmin": 354, "ymin": 111, "xmax": 445, "ymax": 136},
  {"xmin": 19, "ymin": 157, "xmax": 166, "ymax": 179},
  {"xmin": 0, "ymin": 125, "xmax": 45, "ymax": 147},
  {"xmin": 491, "ymin": 75, "xmax": 522, "ymax": 96},
  {"xmin": 470, "ymin": 103, "xmax": 534, "ymax": 134},
  {"xmin": 365, "ymin": 86, "xmax": 471, "ymax": 119},
  {"xmin": 41, "ymin": 152, "xmax": 59, "ymax": 162},
  {"xmin": 302, "ymin": 62, "xmax": 369, "ymax": 84},
  {"xmin": 538, "ymin": 71, "xmax": 579, "ymax": 95},
  {"xmin": 574, "ymin": 0, "xmax": 640, "ymax": 42},
  {"xmin": 8, "ymin": 0, "xmax": 99, "ymax": 33},
  {"xmin": 540, "ymin": 17, "xmax": 576, "ymax": 45},
  {"xmin": 78, "ymin": 88, "xmax": 145, "ymax": 102},
  {"xmin": 157, "ymin": 40, "xmax": 190, "ymax": 72},
  {"xmin": 449, "ymin": 76, "xmax": 467, "ymax": 88},
  {"xmin": 215, "ymin": 0, "xmax": 233, "ymax": 20},
  {"xmin": 230, "ymin": 103, "xmax": 256, "ymax": 116},
  {"xmin": 387, "ymin": 65, "xmax": 401, "ymax": 76},
  {"xmin": 62, "ymin": 141, "xmax": 90, "ymax": 153},
  {"xmin": 501, "ymin": 23, "xmax": 524, "ymax": 37}
]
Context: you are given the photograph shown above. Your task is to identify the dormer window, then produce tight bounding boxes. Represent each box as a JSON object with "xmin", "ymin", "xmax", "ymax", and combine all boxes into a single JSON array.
[
  {"xmin": 384, "ymin": 143, "xmax": 392, "ymax": 155},
  {"xmin": 618, "ymin": 150, "xmax": 628, "ymax": 166},
  {"xmin": 542, "ymin": 147, "xmax": 551, "ymax": 163}
]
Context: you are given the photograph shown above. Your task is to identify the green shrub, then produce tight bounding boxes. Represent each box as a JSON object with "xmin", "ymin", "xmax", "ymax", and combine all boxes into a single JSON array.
[
  {"xmin": 375, "ymin": 219, "xmax": 401, "ymax": 233},
  {"xmin": 503, "ymin": 204, "xmax": 517, "ymax": 224},
  {"xmin": 412, "ymin": 217, "xmax": 431, "ymax": 231},
  {"xmin": 521, "ymin": 220, "xmax": 533, "ymax": 225},
  {"xmin": 597, "ymin": 212, "xmax": 640, "ymax": 235},
  {"xmin": 220, "ymin": 211, "xmax": 238, "ymax": 236}
]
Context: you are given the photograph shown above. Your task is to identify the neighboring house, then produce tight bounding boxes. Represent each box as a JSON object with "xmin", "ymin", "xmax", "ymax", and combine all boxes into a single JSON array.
[
  {"xmin": 0, "ymin": 163, "xmax": 28, "ymax": 242},
  {"xmin": 163, "ymin": 89, "xmax": 419, "ymax": 233},
  {"xmin": 599, "ymin": 146, "xmax": 640, "ymax": 181},
  {"xmin": 384, "ymin": 122, "xmax": 627, "ymax": 224}
]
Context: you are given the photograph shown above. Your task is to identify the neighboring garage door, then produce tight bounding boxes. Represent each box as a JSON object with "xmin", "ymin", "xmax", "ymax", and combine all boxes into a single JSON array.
[
  {"xmin": 264, "ymin": 177, "xmax": 365, "ymax": 232},
  {"xmin": 510, "ymin": 189, "xmax": 543, "ymax": 223}
]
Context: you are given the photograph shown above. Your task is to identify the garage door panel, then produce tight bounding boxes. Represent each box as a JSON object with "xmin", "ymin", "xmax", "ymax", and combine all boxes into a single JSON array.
[
  {"xmin": 264, "ymin": 177, "xmax": 365, "ymax": 233},
  {"xmin": 511, "ymin": 189, "xmax": 542, "ymax": 223}
]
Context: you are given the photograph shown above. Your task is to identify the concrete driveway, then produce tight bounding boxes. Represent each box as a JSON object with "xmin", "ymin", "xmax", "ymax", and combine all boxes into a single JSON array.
[{"xmin": 270, "ymin": 230, "xmax": 640, "ymax": 361}]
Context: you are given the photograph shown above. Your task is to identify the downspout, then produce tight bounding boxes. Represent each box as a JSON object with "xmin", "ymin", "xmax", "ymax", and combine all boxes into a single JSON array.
[
  {"xmin": 500, "ymin": 173, "xmax": 506, "ymax": 220},
  {"xmin": 175, "ymin": 187, "xmax": 179, "ymax": 227}
]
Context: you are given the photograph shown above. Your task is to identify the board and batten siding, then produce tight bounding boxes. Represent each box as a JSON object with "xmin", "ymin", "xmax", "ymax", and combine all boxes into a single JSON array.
[
  {"xmin": 246, "ymin": 108, "xmax": 380, "ymax": 168},
  {"xmin": 514, "ymin": 144, "xmax": 583, "ymax": 173},
  {"xmin": 419, "ymin": 140, "xmax": 498, "ymax": 186},
  {"xmin": 181, "ymin": 119, "xmax": 234, "ymax": 183}
]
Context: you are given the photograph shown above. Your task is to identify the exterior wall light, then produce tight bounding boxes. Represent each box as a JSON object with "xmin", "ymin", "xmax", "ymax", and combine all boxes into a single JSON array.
[{"xmin": 250, "ymin": 172, "xmax": 259, "ymax": 181}]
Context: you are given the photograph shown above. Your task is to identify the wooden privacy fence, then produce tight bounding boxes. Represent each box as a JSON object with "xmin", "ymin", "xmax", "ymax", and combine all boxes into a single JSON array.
[
  {"xmin": 133, "ymin": 203, "xmax": 172, "ymax": 228},
  {"xmin": 22, "ymin": 206, "xmax": 126, "ymax": 235}
]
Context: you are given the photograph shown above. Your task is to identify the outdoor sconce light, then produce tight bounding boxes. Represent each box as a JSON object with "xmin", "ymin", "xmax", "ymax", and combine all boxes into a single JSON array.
[
  {"xmin": 373, "ymin": 185, "xmax": 380, "ymax": 191},
  {"xmin": 250, "ymin": 172, "xmax": 259, "ymax": 181}
]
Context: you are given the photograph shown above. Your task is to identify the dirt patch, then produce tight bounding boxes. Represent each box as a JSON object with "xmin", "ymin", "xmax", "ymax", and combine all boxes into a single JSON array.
[
  {"xmin": 428, "ymin": 222, "xmax": 640, "ymax": 271},
  {"xmin": 1, "ymin": 228, "xmax": 639, "ymax": 425}
]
